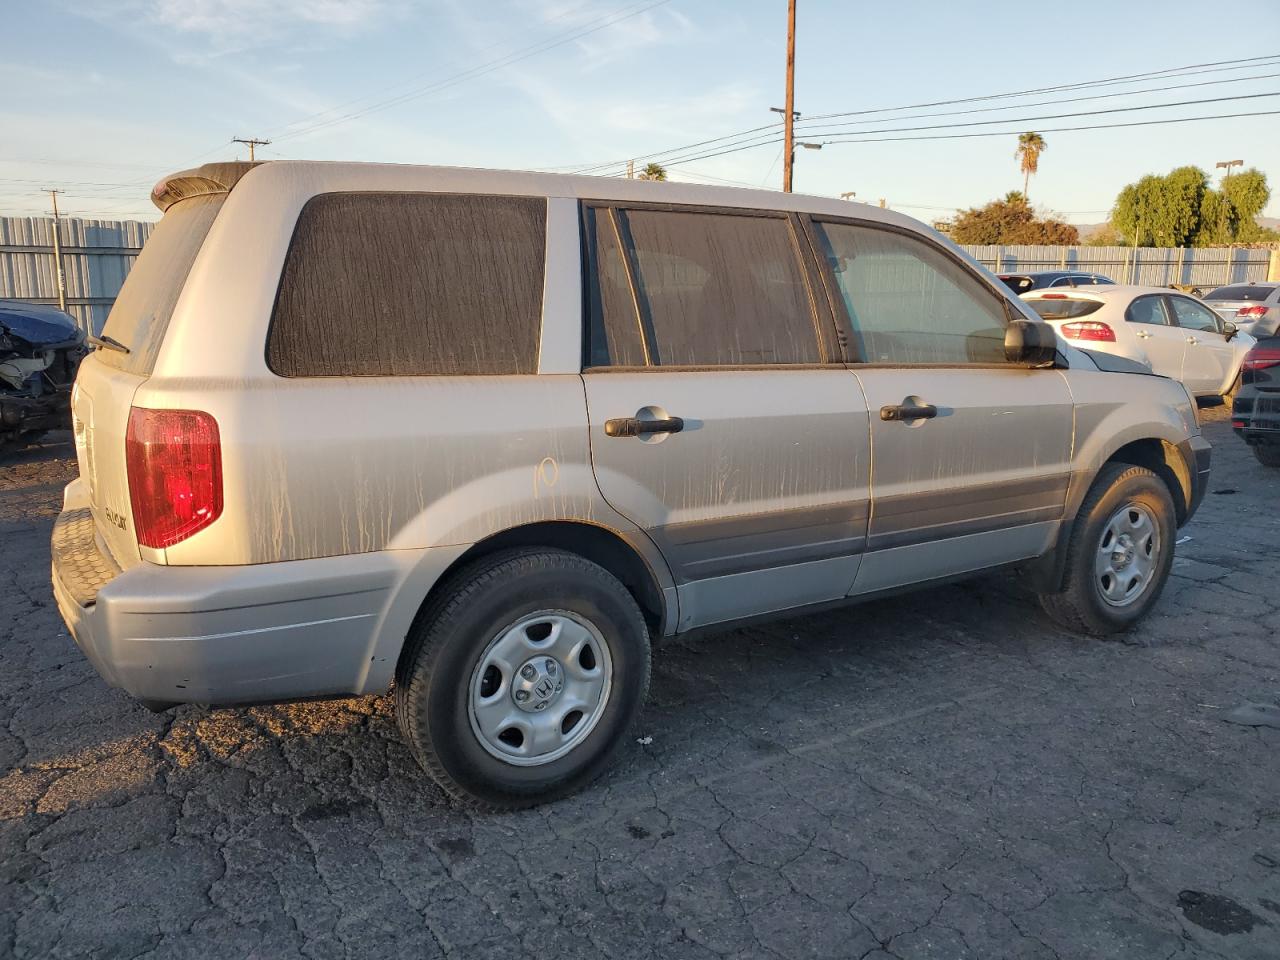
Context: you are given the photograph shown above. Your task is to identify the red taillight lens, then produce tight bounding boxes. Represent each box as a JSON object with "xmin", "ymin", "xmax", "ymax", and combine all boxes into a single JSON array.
[
  {"xmin": 1236, "ymin": 305, "xmax": 1268, "ymax": 318},
  {"xmin": 1242, "ymin": 347, "xmax": 1280, "ymax": 372},
  {"xmin": 125, "ymin": 407, "xmax": 223, "ymax": 549},
  {"xmin": 1060, "ymin": 321, "xmax": 1116, "ymax": 342}
]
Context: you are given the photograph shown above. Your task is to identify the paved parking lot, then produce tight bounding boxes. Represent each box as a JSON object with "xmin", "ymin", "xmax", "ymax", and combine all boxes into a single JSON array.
[{"xmin": 2, "ymin": 408, "xmax": 1278, "ymax": 960}]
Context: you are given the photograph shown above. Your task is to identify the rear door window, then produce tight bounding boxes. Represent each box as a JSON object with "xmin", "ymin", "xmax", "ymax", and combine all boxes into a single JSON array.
[
  {"xmin": 268, "ymin": 193, "xmax": 546, "ymax": 377},
  {"xmin": 1125, "ymin": 296, "xmax": 1171, "ymax": 326},
  {"xmin": 98, "ymin": 194, "xmax": 224, "ymax": 373},
  {"xmin": 585, "ymin": 206, "xmax": 823, "ymax": 367}
]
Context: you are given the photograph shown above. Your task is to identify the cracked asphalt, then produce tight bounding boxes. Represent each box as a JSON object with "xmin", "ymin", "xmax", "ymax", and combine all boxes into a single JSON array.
[{"xmin": 2, "ymin": 408, "xmax": 1278, "ymax": 960}]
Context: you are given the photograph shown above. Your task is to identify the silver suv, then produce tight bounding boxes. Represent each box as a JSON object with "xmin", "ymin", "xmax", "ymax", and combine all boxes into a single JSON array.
[{"xmin": 52, "ymin": 161, "xmax": 1211, "ymax": 809}]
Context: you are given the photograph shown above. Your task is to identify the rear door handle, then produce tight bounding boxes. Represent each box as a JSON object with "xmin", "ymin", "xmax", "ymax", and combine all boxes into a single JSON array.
[
  {"xmin": 880, "ymin": 403, "xmax": 938, "ymax": 422},
  {"xmin": 604, "ymin": 416, "xmax": 685, "ymax": 438},
  {"xmin": 1186, "ymin": 336, "xmax": 1199, "ymax": 345},
  {"xmin": 1136, "ymin": 330, "xmax": 1153, "ymax": 339}
]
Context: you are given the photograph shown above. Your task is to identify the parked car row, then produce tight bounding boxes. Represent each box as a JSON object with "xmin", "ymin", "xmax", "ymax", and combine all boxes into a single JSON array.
[{"xmin": 51, "ymin": 161, "xmax": 1211, "ymax": 809}]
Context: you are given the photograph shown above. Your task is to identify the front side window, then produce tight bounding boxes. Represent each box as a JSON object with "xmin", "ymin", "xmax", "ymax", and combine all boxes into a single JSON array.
[
  {"xmin": 1126, "ymin": 296, "xmax": 1170, "ymax": 326},
  {"xmin": 813, "ymin": 221, "xmax": 1007, "ymax": 364},
  {"xmin": 268, "ymin": 192, "xmax": 546, "ymax": 377},
  {"xmin": 585, "ymin": 208, "xmax": 821, "ymax": 367},
  {"xmin": 1168, "ymin": 296, "xmax": 1222, "ymax": 334}
]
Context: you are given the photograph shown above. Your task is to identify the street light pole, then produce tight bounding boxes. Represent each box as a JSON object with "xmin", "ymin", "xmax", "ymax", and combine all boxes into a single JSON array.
[{"xmin": 782, "ymin": 0, "xmax": 796, "ymax": 193}]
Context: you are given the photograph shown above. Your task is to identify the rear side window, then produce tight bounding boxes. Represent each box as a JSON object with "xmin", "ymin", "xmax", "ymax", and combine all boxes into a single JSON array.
[
  {"xmin": 99, "ymin": 194, "xmax": 224, "ymax": 373},
  {"xmin": 268, "ymin": 193, "xmax": 545, "ymax": 377},
  {"xmin": 1206, "ymin": 285, "xmax": 1276, "ymax": 302},
  {"xmin": 1027, "ymin": 298, "xmax": 1104, "ymax": 320},
  {"xmin": 586, "ymin": 207, "xmax": 822, "ymax": 367},
  {"xmin": 1126, "ymin": 296, "xmax": 1170, "ymax": 326},
  {"xmin": 1000, "ymin": 276, "xmax": 1033, "ymax": 294},
  {"xmin": 813, "ymin": 221, "xmax": 1007, "ymax": 364}
]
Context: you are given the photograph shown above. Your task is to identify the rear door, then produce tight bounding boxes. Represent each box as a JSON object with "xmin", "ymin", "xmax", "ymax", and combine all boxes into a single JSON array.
[
  {"xmin": 1166, "ymin": 294, "xmax": 1233, "ymax": 394},
  {"xmin": 581, "ymin": 203, "xmax": 871, "ymax": 631},
  {"xmin": 1124, "ymin": 294, "xmax": 1185, "ymax": 380},
  {"xmin": 804, "ymin": 218, "xmax": 1074, "ymax": 595}
]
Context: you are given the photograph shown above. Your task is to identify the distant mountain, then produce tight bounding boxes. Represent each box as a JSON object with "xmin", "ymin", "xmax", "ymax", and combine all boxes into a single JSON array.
[
  {"xmin": 1074, "ymin": 222, "xmax": 1106, "ymax": 240},
  {"xmin": 1258, "ymin": 217, "xmax": 1280, "ymax": 231}
]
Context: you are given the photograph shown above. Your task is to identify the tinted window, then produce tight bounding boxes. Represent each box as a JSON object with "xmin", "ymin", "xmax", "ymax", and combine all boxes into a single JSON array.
[
  {"xmin": 268, "ymin": 193, "xmax": 545, "ymax": 377},
  {"xmin": 1168, "ymin": 296, "xmax": 1222, "ymax": 333},
  {"xmin": 1028, "ymin": 298, "xmax": 1104, "ymax": 320},
  {"xmin": 814, "ymin": 222, "xmax": 1007, "ymax": 364},
  {"xmin": 1049, "ymin": 277, "xmax": 1075, "ymax": 287},
  {"xmin": 100, "ymin": 194, "xmax": 224, "ymax": 373},
  {"xmin": 584, "ymin": 207, "xmax": 646, "ymax": 367},
  {"xmin": 1206, "ymin": 285, "xmax": 1277, "ymax": 302},
  {"xmin": 1000, "ymin": 276, "xmax": 1033, "ymax": 293},
  {"xmin": 1126, "ymin": 296, "xmax": 1170, "ymax": 326},
  {"xmin": 589, "ymin": 208, "xmax": 820, "ymax": 367}
]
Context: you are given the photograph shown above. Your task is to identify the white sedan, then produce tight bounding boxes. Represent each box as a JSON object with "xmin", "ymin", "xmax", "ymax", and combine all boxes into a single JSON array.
[{"xmin": 1022, "ymin": 285, "xmax": 1255, "ymax": 400}]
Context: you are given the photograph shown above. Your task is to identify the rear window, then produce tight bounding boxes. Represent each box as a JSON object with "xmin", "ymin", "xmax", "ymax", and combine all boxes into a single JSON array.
[
  {"xmin": 1027, "ymin": 298, "xmax": 1104, "ymax": 320},
  {"xmin": 268, "ymin": 192, "xmax": 546, "ymax": 377},
  {"xmin": 1000, "ymin": 275, "xmax": 1033, "ymax": 293},
  {"xmin": 98, "ymin": 194, "xmax": 224, "ymax": 373},
  {"xmin": 1205, "ymin": 285, "xmax": 1276, "ymax": 302}
]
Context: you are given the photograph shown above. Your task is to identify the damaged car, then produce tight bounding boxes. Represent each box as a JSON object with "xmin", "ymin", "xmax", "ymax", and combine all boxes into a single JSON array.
[{"xmin": 0, "ymin": 299, "xmax": 86, "ymax": 454}]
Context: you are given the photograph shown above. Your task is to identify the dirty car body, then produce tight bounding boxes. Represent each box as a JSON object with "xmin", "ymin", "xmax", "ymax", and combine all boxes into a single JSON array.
[
  {"xmin": 0, "ymin": 299, "xmax": 85, "ymax": 453},
  {"xmin": 52, "ymin": 161, "xmax": 1212, "ymax": 807}
]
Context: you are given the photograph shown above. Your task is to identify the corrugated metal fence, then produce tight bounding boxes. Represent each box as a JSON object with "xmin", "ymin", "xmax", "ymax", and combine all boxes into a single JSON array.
[
  {"xmin": 0, "ymin": 216, "xmax": 153, "ymax": 335},
  {"xmin": 1, "ymin": 216, "xmax": 1276, "ymax": 337},
  {"xmin": 961, "ymin": 244, "xmax": 1276, "ymax": 288}
]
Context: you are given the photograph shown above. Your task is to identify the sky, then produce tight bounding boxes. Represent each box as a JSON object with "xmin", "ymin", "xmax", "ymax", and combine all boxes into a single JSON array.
[{"xmin": 2, "ymin": 0, "xmax": 1279, "ymax": 225}]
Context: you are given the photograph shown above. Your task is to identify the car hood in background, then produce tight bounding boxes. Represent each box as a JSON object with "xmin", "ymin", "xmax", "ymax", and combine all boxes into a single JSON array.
[{"xmin": 0, "ymin": 300, "xmax": 83, "ymax": 346}]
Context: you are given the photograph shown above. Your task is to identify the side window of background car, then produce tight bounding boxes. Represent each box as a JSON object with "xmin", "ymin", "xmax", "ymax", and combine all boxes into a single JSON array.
[
  {"xmin": 1167, "ymin": 296, "xmax": 1222, "ymax": 334},
  {"xmin": 585, "ymin": 206, "xmax": 823, "ymax": 367},
  {"xmin": 1125, "ymin": 296, "xmax": 1171, "ymax": 326},
  {"xmin": 811, "ymin": 221, "xmax": 1007, "ymax": 364}
]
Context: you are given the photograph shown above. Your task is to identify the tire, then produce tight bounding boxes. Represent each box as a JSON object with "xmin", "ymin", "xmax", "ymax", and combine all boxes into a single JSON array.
[
  {"xmin": 1038, "ymin": 463, "xmax": 1177, "ymax": 636},
  {"xmin": 395, "ymin": 548, "xmax": 651, "ymax": 810},
  {"xmin": 1223, "ymin": 370, "xmax": 1242, "ymax": 405},
  {"xmin": 1253, "ymin": 445, "xmax": 1280, "ymax": 468}
]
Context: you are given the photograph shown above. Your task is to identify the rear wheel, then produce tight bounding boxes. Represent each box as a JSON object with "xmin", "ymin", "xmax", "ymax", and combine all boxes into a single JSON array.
[
  {"xmin": 395, "ymin": 549, "xmax": 650, "ymax": 810},
  {"xmin": 1039, "ymin": 464, "xmax": 1176, "ymax": 636},
  {"xmin": 1253, "ymin": 445, "xmax": 1280, "ymax": 468}
]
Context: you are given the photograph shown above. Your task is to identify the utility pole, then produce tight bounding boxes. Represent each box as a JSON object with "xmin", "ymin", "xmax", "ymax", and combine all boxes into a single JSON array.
[
  {"xmin": 782, "ymin": 0, "xmax": 797, "ymax": 193},
  {"xmin": 232, "ymin": 137, "xmax": 271, "ymax": 162},
  {"xmin": 1215, "ymin": 159, "xmax": 1243, "ymax": 245},
  {"xmin": 627, "ymin": 159, "xmax": 635, "ymax": 180},
  {"xmin": 44, "ymin": 189, "xmax": 67, "ymax": 312}
]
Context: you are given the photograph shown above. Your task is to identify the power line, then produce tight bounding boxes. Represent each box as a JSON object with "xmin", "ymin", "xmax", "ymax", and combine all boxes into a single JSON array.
[{"xmin": 571, "ymin": 53, "xmax": 1280, "ymax": 177}]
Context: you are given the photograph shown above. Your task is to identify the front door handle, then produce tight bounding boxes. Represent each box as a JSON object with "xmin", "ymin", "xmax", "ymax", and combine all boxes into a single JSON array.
[
  {"xmin": 1136, "ymin": 330, "xmax": 1153, "ymax": 339},
  {"xmin": 1186, "ymin": 336, "xmax": 1199, "ymax": 345},
  {"xmin": 880, "ymin": 402, "xmax": 938, "ymax": 422},
  {"xmin": 604, "ymin": 415, "xmax": 685, "ymax": 438}
]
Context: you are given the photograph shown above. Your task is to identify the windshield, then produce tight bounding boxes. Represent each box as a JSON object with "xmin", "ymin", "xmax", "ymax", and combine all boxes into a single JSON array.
[
  {"xmin": 98, "ymin": 193, "xmax": 224, "ymax": 374},
  {"xmin": 1027, "ymin": 298, "xmax": 1104, "ymax": 320}
]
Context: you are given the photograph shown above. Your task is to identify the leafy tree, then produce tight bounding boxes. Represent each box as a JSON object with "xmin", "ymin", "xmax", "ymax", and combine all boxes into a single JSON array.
[
  {"xmin": 1111, "ymin": 165, "xmax": 1270, "ymax": 246},
  {"xmin": 1015, "ymin": 133, "xmax": 1046, "ymax": 201},
  {"xmin": 637, "ymin": 162, "xmax": 667, "ymax": 181},
  {"xmin": 1083, "ymin": 222, "xmax": 1122, "ymax": 247},
  {"xmin": 950, "ymin": 194, "xmax": 1079, "ymax": 245}
]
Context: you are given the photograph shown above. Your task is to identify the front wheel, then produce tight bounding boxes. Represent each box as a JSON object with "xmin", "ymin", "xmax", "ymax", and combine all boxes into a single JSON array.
[
  {"xmin": 395, "ymin": 549, "xmax": 651, "ymax": 810},
  {"xmin": 1039, "ymin": 464, "xmax": 1177, "ymax": 636}
]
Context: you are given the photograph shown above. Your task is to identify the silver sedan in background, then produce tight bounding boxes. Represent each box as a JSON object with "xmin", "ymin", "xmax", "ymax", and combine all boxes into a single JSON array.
[{"xmin": 1203, "ymin": 282, "xmax": 1280, "ymax": 338}]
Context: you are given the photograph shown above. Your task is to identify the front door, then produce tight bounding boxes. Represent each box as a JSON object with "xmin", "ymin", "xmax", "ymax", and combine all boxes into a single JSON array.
[
  {"xmin": 805, "ymin": 218, "xmax": 1074, "ymax": 595},
  {"xmin": 581, "ymin": 203, "xmax": 872, "ymax": 631},
  {"xmin": 1167, "ymin": 294, "xmax": 1234, "ymax": 394}
]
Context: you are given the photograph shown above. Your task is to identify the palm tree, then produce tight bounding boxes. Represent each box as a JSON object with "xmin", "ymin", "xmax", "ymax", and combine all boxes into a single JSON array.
[
  {"xmin": 637, "ymin": 162, "xmax": 667, "ymax": 181},
  {"xmin": 1015, "ymin": 132, "xmax": 1046, "ymax": 201}
]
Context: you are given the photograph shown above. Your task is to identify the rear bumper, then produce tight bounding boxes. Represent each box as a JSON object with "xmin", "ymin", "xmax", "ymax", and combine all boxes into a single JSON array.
[
  {"xmin": 51, "ymin": 480, "xmax": 462, "ymax": 706},
  {"xmin": 1179, "ymin": 435, "xmax": 1212, "ymax": 522}
]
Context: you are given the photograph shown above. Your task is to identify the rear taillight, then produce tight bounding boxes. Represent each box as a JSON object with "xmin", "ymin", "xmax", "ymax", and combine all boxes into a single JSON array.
[
  {"xmin": 1242, "ymin": 346, "xmax": 1280, "ymax": 372},
  {"xmin": 1060, "ymin": 321, "xmax": 1116, "ymax": 342},
  {"xmin": 1236, "ymin": 305, "xmax": 1268, "ymax": 318},
  {"xmin": 125, "ymin": 407, "xmax": 223, "ymax": 549},
  {"xmin": 1039, "ymin": 293, "xmax": 1069, "ymax": 299}
]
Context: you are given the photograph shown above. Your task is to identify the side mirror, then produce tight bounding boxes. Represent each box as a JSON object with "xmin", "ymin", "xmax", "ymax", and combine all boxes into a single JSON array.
[
  {"xmin": 1223, "ymin": 320, "xmax": 1238, "ymax": 342},
  {"xmin": 1005, "ymin": 318, "xmax": 1058, "ymax": 365}
]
